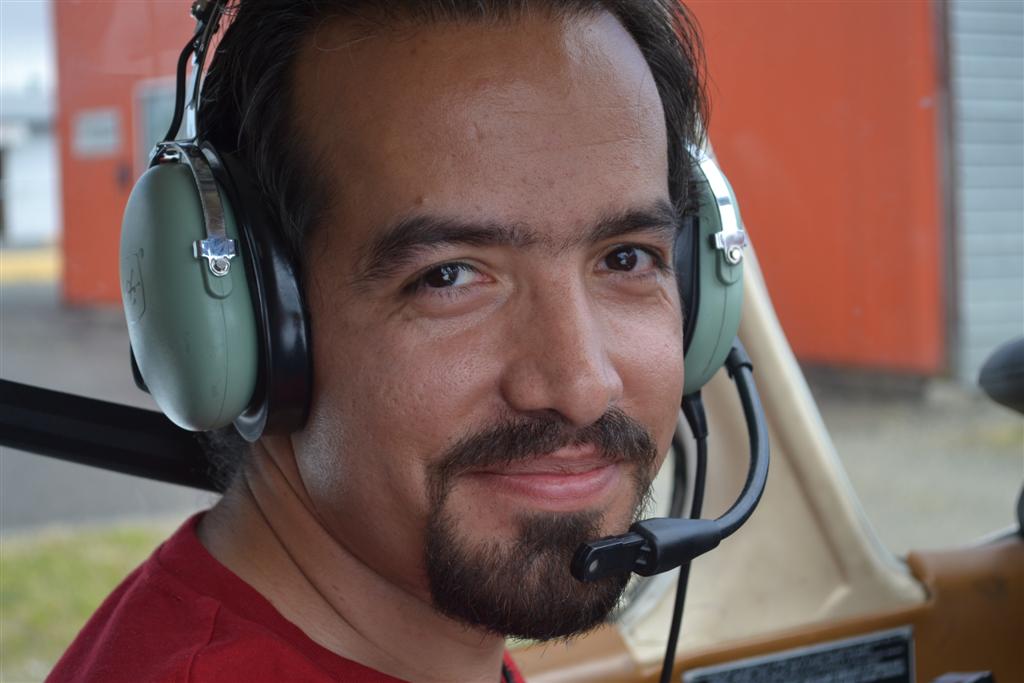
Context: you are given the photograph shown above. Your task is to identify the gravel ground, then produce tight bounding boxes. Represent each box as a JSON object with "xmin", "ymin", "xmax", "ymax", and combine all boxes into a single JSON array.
[
  {"xmin": 2, "ymin": 282, "xmax": 1021, "ymax": 557},
  {"xmin": 810, "ymin": 377, "xmax": 1022, "ymax": 555}
]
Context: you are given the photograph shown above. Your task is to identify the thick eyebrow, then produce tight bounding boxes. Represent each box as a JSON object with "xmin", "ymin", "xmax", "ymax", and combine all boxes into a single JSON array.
[
  {"xmin": 586, "ymin": 199, "xmax": 681, "ymax": 247},
  {"xmin": 355, "ymin": 216, "xmax": 539, "ymax": 286},
  {"xmin": 353, "ymin": 198, "xmax": 680, "ymax": 287}
]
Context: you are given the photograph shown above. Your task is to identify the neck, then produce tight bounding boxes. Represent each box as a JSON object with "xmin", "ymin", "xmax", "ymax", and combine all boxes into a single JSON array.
[{"xmin": 198, "ymin": 439, "xmax": 508, "ymax": 683}]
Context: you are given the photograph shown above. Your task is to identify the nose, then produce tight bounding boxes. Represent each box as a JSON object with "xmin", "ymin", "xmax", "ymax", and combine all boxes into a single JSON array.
[{"xmin": 498, "ymin": 282, "xmax": 623, "ymax": 427}]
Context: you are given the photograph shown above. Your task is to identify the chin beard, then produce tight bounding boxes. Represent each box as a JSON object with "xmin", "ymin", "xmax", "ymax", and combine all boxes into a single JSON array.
[
  {"xmin": 425, "ymin": 507, "xmax": 634, "ymax": 641},
  {"xmin": 423, "ymin": 408, "xmax": 659, "ymax": 640}
]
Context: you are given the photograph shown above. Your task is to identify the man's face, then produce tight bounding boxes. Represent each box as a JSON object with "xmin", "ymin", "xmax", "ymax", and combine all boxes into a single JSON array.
[{"xmin": 290, "ymin": 10, "xmax": 684, "ymax": 638}]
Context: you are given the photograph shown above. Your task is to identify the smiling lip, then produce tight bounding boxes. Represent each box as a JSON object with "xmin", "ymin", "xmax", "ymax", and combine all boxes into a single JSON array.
[{"xmin": 465, "ymin": 445, "xmax": 622, "ymax": 511}]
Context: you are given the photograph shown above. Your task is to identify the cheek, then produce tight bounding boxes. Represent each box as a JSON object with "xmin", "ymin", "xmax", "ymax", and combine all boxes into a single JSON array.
[
  {"xmin": 297, "ymin": 310, "xmax": 502, "ymax": 512},
  {"xmin": 290, "ymin": 323, "xmax": 472, "ymax": 590},
  {"xmin": 611, "ymin": 298, "xmax": 685, "ymax": 450}
]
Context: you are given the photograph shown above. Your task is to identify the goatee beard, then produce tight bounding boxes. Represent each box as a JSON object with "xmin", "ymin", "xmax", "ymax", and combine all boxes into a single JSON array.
[{"xmin": 424, "ymin": 408, "xmax": 657, "ymax": 641}]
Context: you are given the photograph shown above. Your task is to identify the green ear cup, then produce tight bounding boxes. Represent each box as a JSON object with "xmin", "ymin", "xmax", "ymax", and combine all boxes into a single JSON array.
[
  {"xmin": 682, "ymin": 153, "xmax": 746, "ymax": 396},
  {"xmin": 120, "ymin": 161, "xmax": 258, "ymax": 431}
]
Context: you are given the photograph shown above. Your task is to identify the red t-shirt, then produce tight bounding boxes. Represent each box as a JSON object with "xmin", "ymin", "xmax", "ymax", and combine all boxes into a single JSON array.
[{"xmin": 48, "ymin": 514, "xmax": 525, "ymax": 682}]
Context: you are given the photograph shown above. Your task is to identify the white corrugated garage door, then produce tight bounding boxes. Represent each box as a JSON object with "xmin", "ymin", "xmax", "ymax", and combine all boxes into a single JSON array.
[{"xmin": 949, "ymin": 0, "xmax": 1024, "ymax": 382}]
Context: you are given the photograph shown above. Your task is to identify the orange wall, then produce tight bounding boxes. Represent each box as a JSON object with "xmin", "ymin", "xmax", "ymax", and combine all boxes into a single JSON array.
[
  {"xmin": 689, "ymin": 1, "xmax": 945, "ymax": 373},
  {"xmin": 55, "ymin": 2, "xmax": 190, "ymax": 304},
  {"xmin": 57, "ymin": 1, "xmax": 946, "ymax": 373}
]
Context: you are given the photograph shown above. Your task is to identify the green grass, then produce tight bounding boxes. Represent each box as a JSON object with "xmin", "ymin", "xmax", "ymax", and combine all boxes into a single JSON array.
[{"xmin": 0, "ymin": 522, "xmax": 173, "ymax": 682}]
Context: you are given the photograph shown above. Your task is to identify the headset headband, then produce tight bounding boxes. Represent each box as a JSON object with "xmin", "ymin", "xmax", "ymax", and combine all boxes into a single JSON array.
[{"xmin": 160, "ymin": 0, "xmax": 227, "ymax": 147}]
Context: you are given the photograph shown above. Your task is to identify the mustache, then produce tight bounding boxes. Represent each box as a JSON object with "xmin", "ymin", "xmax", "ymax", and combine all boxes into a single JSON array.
[{"xmin": 428, "ymin": 408, "xmax": 658, "ymax": 503}]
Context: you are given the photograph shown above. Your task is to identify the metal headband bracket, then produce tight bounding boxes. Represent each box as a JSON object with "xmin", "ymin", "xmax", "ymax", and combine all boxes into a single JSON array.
[
  {"xmin": 155, "ymin": 141, "xmax": 236, "ymax": 277},
  {"xmin": 694, "ymin": 149, "xmax": 749, "ymax": 265}
]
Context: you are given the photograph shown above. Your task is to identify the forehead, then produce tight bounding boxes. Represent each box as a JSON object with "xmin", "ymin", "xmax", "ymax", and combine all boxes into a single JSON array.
[{"xmin": 292, "ymin": 9, "xmax": 669, "ymax": 243}]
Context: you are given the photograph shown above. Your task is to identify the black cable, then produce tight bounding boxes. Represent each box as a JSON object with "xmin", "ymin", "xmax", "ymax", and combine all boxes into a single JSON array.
[
  {"xmin": 668, "ymin": 431, "xmax": 689, "ymax": 518},
  {"xmin": 652, "ymin": 343, "xmax": 769, "ymax": 683},
  {"xmin": 660, "ymin": 563, "xmax": 693, "ymax": 683},
  {"xmin": 659, "ymin": 436, "xmax": 706, "ymax": 683},
  {"xmin": 690, "ymin": 435, "xmax": 707, "ymax": 518},
  {"xmin": 658, "ymin": 394, "xmax": 708, "ymax": 683}
]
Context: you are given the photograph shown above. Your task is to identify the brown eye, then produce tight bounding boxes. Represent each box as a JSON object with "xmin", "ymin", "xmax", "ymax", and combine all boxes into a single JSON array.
[
  {"xmin": 605, "ymin": 246, "xmax": 638, "ymax": 271},
  {"xmin": 419, "ymin": 263, "xmax": 479, "ymax": 290}
]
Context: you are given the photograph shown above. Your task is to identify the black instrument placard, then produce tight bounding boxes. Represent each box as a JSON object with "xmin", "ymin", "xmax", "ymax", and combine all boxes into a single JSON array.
[{"xmin": 683, "ymin": 626, "xmax": 913, "ymax": 683}]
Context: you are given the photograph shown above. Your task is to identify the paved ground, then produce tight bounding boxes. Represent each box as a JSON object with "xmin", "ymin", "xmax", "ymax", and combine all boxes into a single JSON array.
[
  {"xmin": 1, "ymin": 283, "xmax": 215, "ymax": 530},
  {"xmin": 2, "ymin": 277, "xmax": 1021, "ymax": 557}
]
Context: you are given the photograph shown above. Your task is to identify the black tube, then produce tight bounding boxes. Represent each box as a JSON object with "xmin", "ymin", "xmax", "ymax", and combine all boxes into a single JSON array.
[
  {"xmin": 161, "ymin": 0, "xmax": 225, "ymax": 144},
  {"xmin": 570, "ymin": 339, "xmax": 769, "ymax": 582},
  {"xmin": 161, "ymin": 38, "xmax": 195, "ymax": 143},
  {"xmin": 715, "ymin": 342, "xmax": 769, "ymax": 538},
  {"xmin": 188, "ymin": 6, "xmax": 222, "ymax": 117},
  {"xmin": 0, "ymin": 379, "xmax": 218, "ymax": 492}
]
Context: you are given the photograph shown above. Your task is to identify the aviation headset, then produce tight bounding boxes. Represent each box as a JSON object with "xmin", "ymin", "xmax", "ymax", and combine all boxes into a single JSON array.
[{"xmin": 119, "ymin": 0, "xmax": 749, "ymax": 442}]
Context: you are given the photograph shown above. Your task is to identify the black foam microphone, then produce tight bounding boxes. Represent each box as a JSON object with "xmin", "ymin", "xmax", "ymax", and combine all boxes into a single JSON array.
[{"xmin": 571, "ymin": 341, "xmax": 769, "ymax": 582}]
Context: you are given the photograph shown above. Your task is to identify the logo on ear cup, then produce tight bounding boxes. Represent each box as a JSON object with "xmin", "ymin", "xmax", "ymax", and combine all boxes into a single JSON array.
[{"xmin": 122, "ymin": 249, "xmax": 146, "ymax": 323}]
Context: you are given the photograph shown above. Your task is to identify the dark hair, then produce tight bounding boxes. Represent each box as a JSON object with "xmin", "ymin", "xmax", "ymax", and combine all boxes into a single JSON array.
[{"xmin": 197, "ymin": 0, "xmax": 708, "ymax": 488}]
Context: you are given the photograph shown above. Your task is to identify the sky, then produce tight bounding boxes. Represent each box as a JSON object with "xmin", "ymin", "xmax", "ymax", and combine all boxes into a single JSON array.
[{"xmin": 0, "ymin": 0, "xmax": 54, "ymax": 92}]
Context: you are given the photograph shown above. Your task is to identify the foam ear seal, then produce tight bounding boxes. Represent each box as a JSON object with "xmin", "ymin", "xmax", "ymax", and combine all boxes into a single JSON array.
[
  {"xmin": 209, "ymin": 149, "xmax": 312, "ymax": 441},
  {"xmin": 120, "ymin": 162, "xmax": 258, "ymax": 431}
]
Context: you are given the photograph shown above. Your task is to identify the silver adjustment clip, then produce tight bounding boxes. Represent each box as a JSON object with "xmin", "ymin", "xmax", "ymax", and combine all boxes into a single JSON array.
[
  {"xmin": 193, "ymin": 235, "xmax": 236, "ymax": 277},
  {"xmin": 692, "ymin": 146, "xmax": 748, "ymax": 267},
  {"xmin": 713, "ymin": 229, "xmax": 748, "ymax": 265}
]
